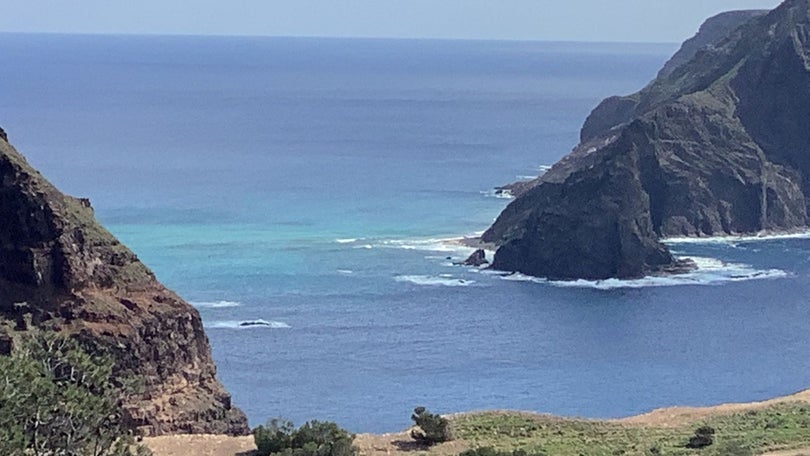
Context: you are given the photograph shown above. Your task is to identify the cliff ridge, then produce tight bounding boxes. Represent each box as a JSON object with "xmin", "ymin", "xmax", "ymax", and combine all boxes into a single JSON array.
[{"xmin": 0, "ymin": 132, "xmax": 249, "ymax": 436}]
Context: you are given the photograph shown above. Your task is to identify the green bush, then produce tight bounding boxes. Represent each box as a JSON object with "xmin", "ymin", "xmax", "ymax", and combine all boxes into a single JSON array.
[
  {"xmin": 0, "ymin": 331, "xmax": 151, "ymax": 456},
  {"xmin": 253, "ymin": 419, "xmax": 357, "ymax": 456},
  {"xmin": 685, "ymin": 425, "xmax": 715, "ymax": 449},
  {"xmin": 255, "ymin": 419, "xmax": 296, "ymax": 454},
  {"xmin": 460, "ymin": 447, "xmax": 546, "ymax": 456},
  {"xmin": 410, "ymin": 406, "xmax": 453, "ymax": 444}
]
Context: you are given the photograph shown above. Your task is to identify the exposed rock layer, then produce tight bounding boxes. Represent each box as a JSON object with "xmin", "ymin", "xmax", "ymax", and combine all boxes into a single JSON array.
[
  {"xmin": 484, "ymin": 0, "xmax": 810, "ymax": 279},
  {"xmin": 0, "ymin": 134, "xmax": 249, "ymax": 436}
]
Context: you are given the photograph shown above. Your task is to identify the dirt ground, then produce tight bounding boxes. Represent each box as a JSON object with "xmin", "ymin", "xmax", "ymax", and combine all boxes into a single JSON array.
[
  {"xmin": 617, "ymin": 389, "xmax": 810, "ymax": 427},
  {"xmin": 142, "ymin": 434, "xmax": 256, "ymax": 456}
]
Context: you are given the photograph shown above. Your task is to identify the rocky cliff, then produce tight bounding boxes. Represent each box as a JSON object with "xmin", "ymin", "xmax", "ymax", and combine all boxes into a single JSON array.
[
  {"xmin": 484, "ymin": 0, "xmax": 810, "ymax": 280},
  {"xmin": 579, "ymin": 9, "xmax": 769, "ymax": 145},
  {"xmin": 0, "ymin": 132, "xmax": 249, "ymax": 436}
]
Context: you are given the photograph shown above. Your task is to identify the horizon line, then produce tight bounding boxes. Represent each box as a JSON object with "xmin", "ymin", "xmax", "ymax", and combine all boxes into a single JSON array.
[{"xmin": 0, "ymin": 30, "xmax": 680, "ymax": 47}]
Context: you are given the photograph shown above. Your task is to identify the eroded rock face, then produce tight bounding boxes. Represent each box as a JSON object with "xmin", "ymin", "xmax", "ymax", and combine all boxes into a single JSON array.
[
  {"xmin": 455, "ymin": 249, "xmax": 489, "ymax": 267},
  {"xmin": 0, "ymin": 134, "xmax": 249, "ymax": 436},
  {"xmin": 484, "ymin": 0, "xmax": 810, "ymax": 280},
  {"xmin": 580, "ymin": 10, "xmax": 768, "ymax": 145}
]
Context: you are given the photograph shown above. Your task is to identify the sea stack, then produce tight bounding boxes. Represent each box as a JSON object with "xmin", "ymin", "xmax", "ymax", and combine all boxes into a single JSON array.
[
  {"xmin": 0, "ymin": 131, "xmax": 249, "ymax": 436},
  {"xmin": 483, "ymin": 0, "xmax": 810, "ymax": 280}
]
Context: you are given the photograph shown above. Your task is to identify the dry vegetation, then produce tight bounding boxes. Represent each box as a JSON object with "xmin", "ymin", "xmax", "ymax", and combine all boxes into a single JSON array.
[{"xmin": 144, "ymin": 390, "xmax": 810, "ymax": 456}]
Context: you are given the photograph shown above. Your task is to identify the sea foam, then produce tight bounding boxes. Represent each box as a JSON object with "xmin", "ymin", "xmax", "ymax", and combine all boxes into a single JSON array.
[
  {"xmin": 363, "ymin": 237, "xmax": 476, "ymax": 255},
  {"xmin": 480, "ymin": 189, "xmax": 515, "ymax": 199},
  {"xmin": 205, "ymin": 319, "xmax": 291, "ymax": 329},
  {"xmin": 664, "ymin": 230, "xmax": 810, "ymax": 245},
  {"xmin": 498, "ymin": 256, "xmax": 787, "ymax": 290},
  {"xmin": 190, "ymin": 300, "xmax": 242, "ymax": 308},
  {"xmin": 394, "ymin": 275, "xmax": 475, "ymax": 287}
]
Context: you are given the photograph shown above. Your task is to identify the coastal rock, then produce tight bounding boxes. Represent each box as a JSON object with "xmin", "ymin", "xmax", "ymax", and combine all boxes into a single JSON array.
[
  {"xmin": 455, "ymin": 249, "xmax": 489, "ymax": 267},
  {"xmin": 484, "ymin": 0, "xmax": 810, "ymax": 280},
  {"xmin": 0, "ymin": 132, "xmax": 249, "ymax": 436},
  {"xmin": 656, "ymin": 10, "xmax": 769, "ymax": 79},
  {"xmin": 580, "ymin": 10, "xmax": 768, "ymax": 145}
]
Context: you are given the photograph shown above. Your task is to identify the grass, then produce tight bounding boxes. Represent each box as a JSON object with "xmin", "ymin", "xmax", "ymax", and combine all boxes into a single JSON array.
[{"xmin": 440, "ymin": 402, "xmax": 810, "ymax": 456}]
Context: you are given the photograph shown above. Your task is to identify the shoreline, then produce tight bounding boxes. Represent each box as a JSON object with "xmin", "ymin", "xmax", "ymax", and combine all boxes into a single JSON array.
[
  {"xmin": 450, "ymin": 227, "xmax": 810, "ymax": 252},
  {"xmin": 444, "ymin": 235, "xmax": 497, "ymax": 253},
  {"xmin": 663, "ymin": 228, "xmax": 810, "ymax": 244}
]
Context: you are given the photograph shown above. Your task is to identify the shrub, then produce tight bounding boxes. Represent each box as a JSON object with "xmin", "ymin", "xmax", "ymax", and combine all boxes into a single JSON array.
[
  {"xmin": 0, "ymin": 331, "xmax": 151, "ymax": 456},
  {"xmin": 255, "ymin": 419, "xmax": 296, "ymax": 455},
  {"xmin": 711, "ymin": 441, "xmax": 752, "ymax": 456},
  {"xmin": 253, "ymin": 419, "xmax": 357, "ymax": 456},
  {"xmin": 460, "ymin": 447, "xmax": 546, "ymax": 456},
  {"xmin": 685, "ymin": 425, "xmax": 715, "ymax": 449},
  {"xmin": 410, "ymin": 406, "xmax": 453, "ymax": 444}
]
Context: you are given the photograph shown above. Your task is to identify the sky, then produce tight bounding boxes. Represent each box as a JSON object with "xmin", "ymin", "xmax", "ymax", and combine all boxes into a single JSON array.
[{"xmin": 0, "ymin": 0, "xmax": 785, "ymax": 43}]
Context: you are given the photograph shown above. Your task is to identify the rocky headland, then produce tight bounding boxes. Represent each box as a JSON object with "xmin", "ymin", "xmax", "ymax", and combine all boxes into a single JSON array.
[
  {"xmin": 483, "ymin": 0, "xmax": 810, "ymax": 280},
  {"xmin": 0, "ymin": 131, "xmax": 249, "ymax": 436}
]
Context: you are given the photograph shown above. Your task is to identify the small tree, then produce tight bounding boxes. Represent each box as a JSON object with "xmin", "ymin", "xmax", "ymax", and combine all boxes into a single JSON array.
[
  {"xmin": 0, "ymin": 332, "xmax": 150, "ymax": 456},
  {"xmin": 254, "ymin": 419, "xmax": 295, "ymax": 455},
  {"xmin": 460, "ymin": 448, "xmax": 545, "ymax": 456},
  {"xmin": 685, "ymin": 425, "xmax": 715, "ymax": 449},
  {"xmin": 410, "ymin": 407, "xmax": 452, "ymax": 444},
  {"xmin": 253, "ymin": 419, "xmax": 357, "ymax": 456}
]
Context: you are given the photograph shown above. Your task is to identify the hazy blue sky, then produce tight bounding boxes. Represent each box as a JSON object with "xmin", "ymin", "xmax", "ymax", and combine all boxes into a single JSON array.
[{"xmin": 1, "ymin": 0, "xmax": 784, "ymax": 43}]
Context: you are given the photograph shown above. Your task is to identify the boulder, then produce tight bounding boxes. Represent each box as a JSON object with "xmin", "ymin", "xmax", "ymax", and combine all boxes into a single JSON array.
[{"xmin": 455, "ymin": 249, "xmax": 489, "ymax": 267}]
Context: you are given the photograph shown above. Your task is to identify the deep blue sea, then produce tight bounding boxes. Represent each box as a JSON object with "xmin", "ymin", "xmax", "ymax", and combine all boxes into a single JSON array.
[{"xmin": 3, "ymin": 34, "xmax": 810, "ymax": 434}]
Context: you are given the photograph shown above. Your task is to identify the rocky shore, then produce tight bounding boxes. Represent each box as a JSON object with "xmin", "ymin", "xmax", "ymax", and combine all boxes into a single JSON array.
[{"xmin": 482, "ymin": 0, "xmax": 810, "ymax": 280}]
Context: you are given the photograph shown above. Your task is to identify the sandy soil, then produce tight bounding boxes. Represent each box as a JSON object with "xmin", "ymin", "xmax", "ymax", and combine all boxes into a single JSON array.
[
  {"xmin": 142, "ymin": 434, "xmax": 256, "ymax": 456},
  {"xmin": 759, "ymin": 449, "xmax": 810, "ymax": 456},
  {"xmin": 143, "ymin": 389, "xmax": 810, "ymax": 456},
  {"xmin": 616, "ymin": 389, "xmax": 810, "ymax": 428}
]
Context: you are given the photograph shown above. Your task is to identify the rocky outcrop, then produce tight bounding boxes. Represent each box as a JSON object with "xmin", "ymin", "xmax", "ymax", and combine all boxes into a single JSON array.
[
  {"xmin": 0, "ymin": 133, "xmax": 249, "ymax": 436},
  {"xmin": 455, "ymin": 249, "xmax": 489, "ymax": 267},
  {"xmin": 484, "ymin": 0, "xmax": 810, "ymax": 280},
  {"xmin": 657, "ymin": 10, "xmax": 769, "ymax": 79},
  {"xmin": 580, "ymin": 10, "xmax": 768, "ymax": 145}
]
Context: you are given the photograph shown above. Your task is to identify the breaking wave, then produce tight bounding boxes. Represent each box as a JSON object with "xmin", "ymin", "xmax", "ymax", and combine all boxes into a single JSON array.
[
  {"xmin": 498, "ymin": 256, "xmax": 787, "ymax": 290},
  {"xmin": 664, "ymin": 231, "xmax": 810, "ymax": 245},
  {"xmin": 205, "ymin": 319, "xmax": 291, "ymax": 329},
  {"xmin": 190, "ymin": 300, "xmax": 241, "ymax": 308},
  {"xmin": 480, "ymin": 189, "xmax": 515, "ymax": 199},
  {"xmin": 359, "ymin": 237, "xmax": 476, "ymax": 254},
  {"xmin": 394, "ymin": 274, "xmax": 475, "ymax": 287}
]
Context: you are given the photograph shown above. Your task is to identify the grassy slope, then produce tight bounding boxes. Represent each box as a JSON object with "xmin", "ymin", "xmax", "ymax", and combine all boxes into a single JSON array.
[
  {"xmin": 144, "ymin": 390, "xmax": 810, "ymax": 456},
  {"xmin": 353, "ymin": 390, "xmax": 810, "ymax": 456}
]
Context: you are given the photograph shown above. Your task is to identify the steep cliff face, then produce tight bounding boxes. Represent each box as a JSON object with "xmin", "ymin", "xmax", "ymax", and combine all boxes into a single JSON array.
[
  {"xmin": 484, "ymin": 0, "xmax": 810, "ymax": 280},
  {"xmin": 579, "ymin": 10, "xmax": 768, "ymax": 145},
  {"xmin": 657, "ymin": 10, "xmax": 769, "ymax": 79},
  {"xmin": 0, "ymin": 133, "xmax": 249, "ymax": 436}
]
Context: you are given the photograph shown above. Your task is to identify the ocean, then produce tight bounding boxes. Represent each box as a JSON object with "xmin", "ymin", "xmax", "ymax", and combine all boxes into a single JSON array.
[{"xmin": 3, "ymin": 34, "xmax": 810, "ymax": 434}]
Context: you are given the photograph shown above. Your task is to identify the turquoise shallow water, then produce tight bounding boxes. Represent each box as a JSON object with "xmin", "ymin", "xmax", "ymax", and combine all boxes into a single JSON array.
[{"xmin": 3, "ymin": 34, "xmax": 810, "ymax": 433}]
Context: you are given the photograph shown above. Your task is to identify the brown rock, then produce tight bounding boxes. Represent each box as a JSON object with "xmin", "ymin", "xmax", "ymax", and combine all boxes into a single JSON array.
[{"xmin": 0, "ymin": 134, "xmax": 249, "ymax": 436}]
